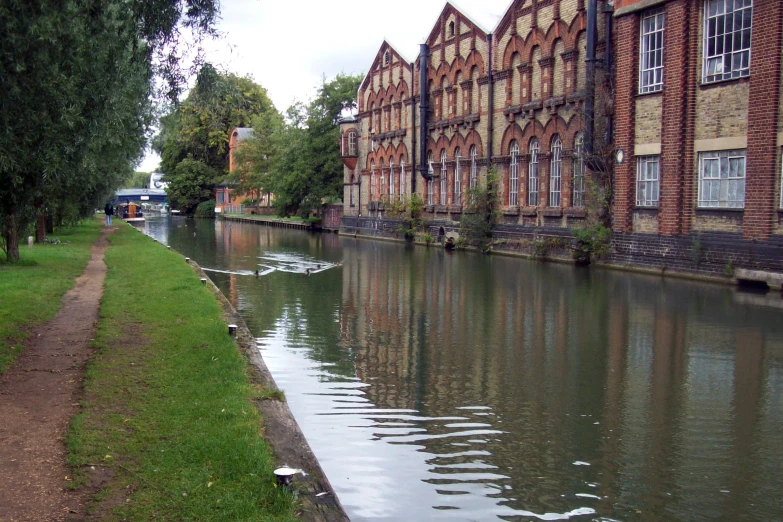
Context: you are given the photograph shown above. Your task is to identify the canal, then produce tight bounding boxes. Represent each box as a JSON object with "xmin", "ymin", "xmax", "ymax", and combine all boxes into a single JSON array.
[{"xmin": 141, "ymin": 216, "xmax": 783, "ymax": 521}]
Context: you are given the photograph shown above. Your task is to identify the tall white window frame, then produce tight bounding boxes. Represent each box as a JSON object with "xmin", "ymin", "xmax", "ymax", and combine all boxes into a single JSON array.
[
  {"xmin": 509, "ymin": 141, "xmax": 519, "ymax": 206},
  {"xmin": 400, "ymin": 160, "xmax": 406, "ymax": 202},
  {"xmin": 549, "ymin": 135, "xmax": 562, "ymax": 207},
  {"xmin": 454, "ymin": 148, "xmax": 462, "ymax": 206},
  {"xmin": 573, "ymin": 133, "xmax": 585, "ymax": 207},
  {"xmin": 528, "ymin": 138, "xmax": 540, "ymax": 206},
  {"xmin": 636, "ymin": 155, "xmax": 660, "ymax": 207},
  {"xmin": 370, "ymin": 160, "xmax": 376, "ymax": 200},
  {"xmin": 639, "ymin": 10, "xmax": 665, "ymax": 94},
  {"xmin": 469, "ymin": 146, "xmax": 478, "ymax": 189},
  {"xmin": 440, "ymin": 150, "xmax": 447, "ymax": 205},
  {"xmin": 698, "ymin": 149, "xmax": 746, "ymax": 208},
  {"xmin": 427, "ymin": 152, "xmax": 434, "ymax": 205},
  {"xmin": 703, "ymin": 0, "xmax": 752, "ymax": 84},
  {"xmin": 389, "ymin": 160, "xmax": 395, "ymax": 199},
  {"xmin": 348, "ymin": 131, "xmax": 357, "ymax": 156}
]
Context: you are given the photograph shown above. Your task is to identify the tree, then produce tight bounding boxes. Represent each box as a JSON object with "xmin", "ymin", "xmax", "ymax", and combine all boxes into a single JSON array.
[
  {"xmin": 260, "ymin": 74, "xmax": 362, "ymax": 217},
  {"xmin": 228, "ymin": 107, "xmax": 284, "ymax": 202},
  {"xmin": 0, "ymin": 0, "xmax": 220, "ymax": 261},
  {"xmin": 164, "ymin": 157, "xmax": 219, "ymax": 215},
  {"xmin": 153, "ymin": 65, "xmax": 275, "ymax": 212}
]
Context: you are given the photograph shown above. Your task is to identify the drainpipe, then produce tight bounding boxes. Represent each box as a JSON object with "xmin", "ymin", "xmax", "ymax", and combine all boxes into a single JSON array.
[
  {"xmin": 411, "ymin": 61, "xmax": 417, "ymax": 194},
  {"xmin": 487, "ymin": 33, "xmax": 494, "ymax": 165},
  {"xmin": 603, "ymin": 1, "xmax": 614, "ymax": 146},
  {"xmin": 585, "ymin": 0, "xmax": 597, "ymax": 156},
  {"xmin": 419, "ymin": 43, "xmax": 432, "ymax": 181}
]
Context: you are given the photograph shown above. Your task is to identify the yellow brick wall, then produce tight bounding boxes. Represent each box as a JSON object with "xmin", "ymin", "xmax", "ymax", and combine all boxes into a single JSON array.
[
  {"xmin": 694, "ymin": 82, "xmax": 749, "ymax": 141},
  {"xmin": 692, "ymin": 212, "xmax": 744, "ymax": 234},
  {"xmin": 531, "ymin": 47, "xmax": 542, "ymax": 100},
  {"xmin": 553, "ymin": 40, "xmax": 565, "ymax": 97},
  {"xmin": 576, "ymin": 33, "xmax": 587, "ymax": 91},
  {"xmin": 634, "ymin": 95, "xmax": 662, "ymax": 145},
  {"xmin": 538, "ymin": 4, "xmax": 555, "ymax": 35},
  {"xmin": 560, "ymin": 0, "xmax": 579, "ymax": 25},
  {"xmin": 633, "ymin": 212, "xmax": 659, "ymax": 234}
]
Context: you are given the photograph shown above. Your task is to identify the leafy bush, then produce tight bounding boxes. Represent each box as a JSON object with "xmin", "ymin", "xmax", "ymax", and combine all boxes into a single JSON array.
[
  {"xmin": 459, "ymin": 168, "xmax": 500, "ymax": 253},
  {"xmin": 572, "ymin": 223, "xmax": 611, "ymax": 264},
  {"xmin": 194, "ymin": 200, "xmax": 216, "ymax": 219}
]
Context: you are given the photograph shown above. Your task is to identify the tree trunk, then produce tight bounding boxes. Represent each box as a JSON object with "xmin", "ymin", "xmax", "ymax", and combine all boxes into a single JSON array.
[
  {"xmin": 5, "ymin": 209, "xmax": 20, "ymax": 262},
  {"xmin": 36, "ymin": 211, "xmax": 47, "ymax": 243}
]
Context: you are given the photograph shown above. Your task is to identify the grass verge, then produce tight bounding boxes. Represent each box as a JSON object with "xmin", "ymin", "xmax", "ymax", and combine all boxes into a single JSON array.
[
  {"xmin": 0, "ymin": 219, "xmax": 102, "ymax": 373},
  {"xmin": 67, "ymin": 224, "xmax": 297, "ymax": 521}
]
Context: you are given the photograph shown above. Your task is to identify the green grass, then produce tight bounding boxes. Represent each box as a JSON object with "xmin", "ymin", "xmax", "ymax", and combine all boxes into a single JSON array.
[
  {"xmin": 0, "ymin": 219, "xmax": 103, "ymax": 373},
  {"xmin": 67, "ymin": 224, "xmax": 297, "ymax": 521}
]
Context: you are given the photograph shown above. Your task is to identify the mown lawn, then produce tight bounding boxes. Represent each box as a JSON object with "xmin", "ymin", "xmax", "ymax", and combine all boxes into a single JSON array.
[
  {"xmin": 0, "ymin": 219, "xmax": 103, "ymax": 373},
  {"xmin": 67, "ymin": 224, "xmax": 297, "ymax": 521}
]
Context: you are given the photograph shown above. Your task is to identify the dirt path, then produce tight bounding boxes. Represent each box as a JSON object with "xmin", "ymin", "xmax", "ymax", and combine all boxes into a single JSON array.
[{"xmin": 0, "ymin": 227, "xmax": 113, "ymax": 522}]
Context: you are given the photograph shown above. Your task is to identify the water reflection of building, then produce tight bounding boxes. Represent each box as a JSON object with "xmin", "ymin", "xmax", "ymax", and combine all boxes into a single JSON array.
[{"xmin": 338, "ymin": 239, "xmax": 783, "ymax": 519}]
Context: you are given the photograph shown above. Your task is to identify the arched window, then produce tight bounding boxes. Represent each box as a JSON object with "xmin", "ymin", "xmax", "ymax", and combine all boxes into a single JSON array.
[
  {"xmin": 573, "ymin": 133, "xmax": 585, "ymax": 207},
  {"xmin": 509, "ymin": 141, "xmax": 519, "ymax": 206},
  {"xmin": 440, "ymin": 150, "xmax": 447, "ymax": 205},
  {"xmin": 454, "ymin": 148, "xmax": 462, "ymax": 205},
  {"xmin": 379, "ymin": 159, "xmax": 385, "ymax": 197},
  {"xmin": 350, "ymin": 175, "xmax": 355, "ymax": 206},
  {"xmin": 370, "ymin": 160, "xmax": 376, "ymax": 201},
  {"xmin": 549, "ymin": 135, "xmax": 562, "ymax": 207},
  {"xmin": 528, "ymin": 138, "xmax": 540, "ymax": 206},
  {"xmin": 389, "ymin": 160, "xmax": 395, "ymax": 199},
  {"xmin": 400, "ymin": 159, "xmax": 406, "ymax": 201},
  {"xmin": 348, "ymin": 131, "xmax": 357, "ymax": 156},
  {"xmin": 427, "ymin": 152, "xmax": 434, "ymax": 205},
  {"xmin": 384, "ymin": 51, "xmax": 390, "ymax": 65},
  {"xmin": 449, "ymin": 20, "xmax": 455, "ymax": 37},
  {"xmin": 469, "ymin": 146, "xmax": 478, "ymax": 189}
]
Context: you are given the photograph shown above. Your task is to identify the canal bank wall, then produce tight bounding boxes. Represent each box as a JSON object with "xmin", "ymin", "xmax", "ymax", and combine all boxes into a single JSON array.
[
  {"xmin": 339, "ymin": 216, "xmax": 783, "ymax": 290},
  {"xmin": 189, "ymin": 260, "xmax": 349, "ymax": 521},
  {"xmin": 139, "ymin": 231, "xmax": 348, "ymax": 521}
]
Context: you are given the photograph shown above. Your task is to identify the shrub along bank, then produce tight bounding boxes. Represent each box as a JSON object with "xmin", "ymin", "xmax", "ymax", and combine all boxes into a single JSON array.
[
  {"xmin": 67, "ymin": 224, "xmax": 297, "ymax": 520},
  {"xmin": 0, "ymin": 219, "xmax": 102, "ymax": 373}
]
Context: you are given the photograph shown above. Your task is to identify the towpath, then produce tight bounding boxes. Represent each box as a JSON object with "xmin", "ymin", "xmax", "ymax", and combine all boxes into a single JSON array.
[{"xmin": 0, "ymin": 227, "xmax": 113, "ymax": 521}]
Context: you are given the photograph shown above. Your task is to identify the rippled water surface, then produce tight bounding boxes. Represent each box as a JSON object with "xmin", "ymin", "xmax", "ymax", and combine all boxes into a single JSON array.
[{"xmin": 141, "ymin": 217, "xmax": 783, "ymax": 521}]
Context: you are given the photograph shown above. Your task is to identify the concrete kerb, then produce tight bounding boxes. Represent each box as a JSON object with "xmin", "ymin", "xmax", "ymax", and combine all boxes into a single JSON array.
[
  {"xmin": 189, "ymin": 260, "xmax": 349, "ymax": 522},
  {"xmin": 128, "ymin": 227, "xmax": 349, "ymax": 521}
]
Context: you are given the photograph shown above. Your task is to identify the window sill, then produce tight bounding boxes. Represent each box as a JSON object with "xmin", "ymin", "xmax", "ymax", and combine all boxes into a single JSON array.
[
  {"xmin": 541, "ymin": 208, "xmax": 563, "ymax": 217},
  {"xmin": 564, "ymin": 207, "xmax": 586, "ymax": 218},
  {"xmin": 636, "ymin": 89, "xmax": 663, "ymax": 98},
  {"xmin": 634, "ymin": 205, "xmax": 659, "ymax": 211},
  {"xmin": 699, "ymin": 76, "xmax": 750, "ymax": 90},
  {"xmin": 502, "ymin": 207, "xmax": 520, "ymax": 216},
  {"xmin": 695, "ymin": 207, "xmax": 744, "ymax": 212},
  {"xmin": 521, "ymin": 207, "xmax": 538, "ymax": 216}
]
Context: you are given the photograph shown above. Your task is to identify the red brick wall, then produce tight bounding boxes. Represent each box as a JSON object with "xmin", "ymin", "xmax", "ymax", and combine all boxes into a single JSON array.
[
  {"xmin": 744, "ymin": 0, "xmax": 783, "ymax": 240},
  {"xmin": 659, "ymin": 0, "xmax": 697, "ymax": 236},
  {"xmin": 612, "ymin": 15, "xmax": 639, "ymax": 233}
]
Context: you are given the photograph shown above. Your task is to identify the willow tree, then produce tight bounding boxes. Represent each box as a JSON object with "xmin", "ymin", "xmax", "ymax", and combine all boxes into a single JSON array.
[{"xmin": 0, "ymin": 0, "xmax": 219, "ymax": 261}]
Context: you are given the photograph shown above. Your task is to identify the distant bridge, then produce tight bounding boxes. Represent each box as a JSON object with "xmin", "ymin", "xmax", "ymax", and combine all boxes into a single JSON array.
[{"xmin": 113, "ymin": 188, "xmax": 167, "ymax": 203}]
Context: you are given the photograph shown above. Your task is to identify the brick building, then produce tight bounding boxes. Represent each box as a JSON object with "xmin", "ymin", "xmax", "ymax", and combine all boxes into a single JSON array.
[
  {"xmin": 215, "ymin": 127, "xmax": 274, "ymax": 213},
  {"xmin": 610, "ymin": 0, "xmax": 783, "ymax": 276},
  {"xmin": 340, "ymin": 0, "xmax": 783, "ymax": 279}
]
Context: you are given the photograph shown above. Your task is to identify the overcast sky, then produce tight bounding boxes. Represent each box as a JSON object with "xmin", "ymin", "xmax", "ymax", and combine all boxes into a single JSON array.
[{"xmin": 139, "ymin": 0, "xmax": 513, "ymax": 171}]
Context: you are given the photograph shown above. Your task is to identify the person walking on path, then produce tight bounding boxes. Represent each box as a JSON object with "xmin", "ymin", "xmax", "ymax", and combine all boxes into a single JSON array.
[{"xmin": 104, "ymin": 202, "xmax": 114, "ymax": 225}]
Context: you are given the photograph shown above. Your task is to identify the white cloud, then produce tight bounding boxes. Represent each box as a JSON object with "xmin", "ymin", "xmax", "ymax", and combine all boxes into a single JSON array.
[{"xmin": 139, "ymin": 0, "xmax": 511, "ymax": 171}]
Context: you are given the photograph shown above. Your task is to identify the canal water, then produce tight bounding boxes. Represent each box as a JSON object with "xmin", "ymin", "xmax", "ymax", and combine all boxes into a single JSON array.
[{"xmin": 141, "ymin": 216, "xmax": 783, "ymax": 521}]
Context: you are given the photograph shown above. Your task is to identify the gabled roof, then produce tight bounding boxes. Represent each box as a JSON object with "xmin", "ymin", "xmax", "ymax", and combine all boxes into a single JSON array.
[
  {"xmin": 424, "ymin": 1, "xmax": 490, "ymax": 47},
  {"xmin": 233, "ymin": 127, "xmax": 254, "ymax": 141},
  {"xmin": 359, "ymin": 39, "xmax": 414, "ymax": 94}
]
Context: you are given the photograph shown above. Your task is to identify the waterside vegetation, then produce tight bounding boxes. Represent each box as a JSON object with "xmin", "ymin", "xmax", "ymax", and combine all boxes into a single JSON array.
[{"xmin": 66, "ymin": 223, "xmax": 297, "ymax": 520}]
